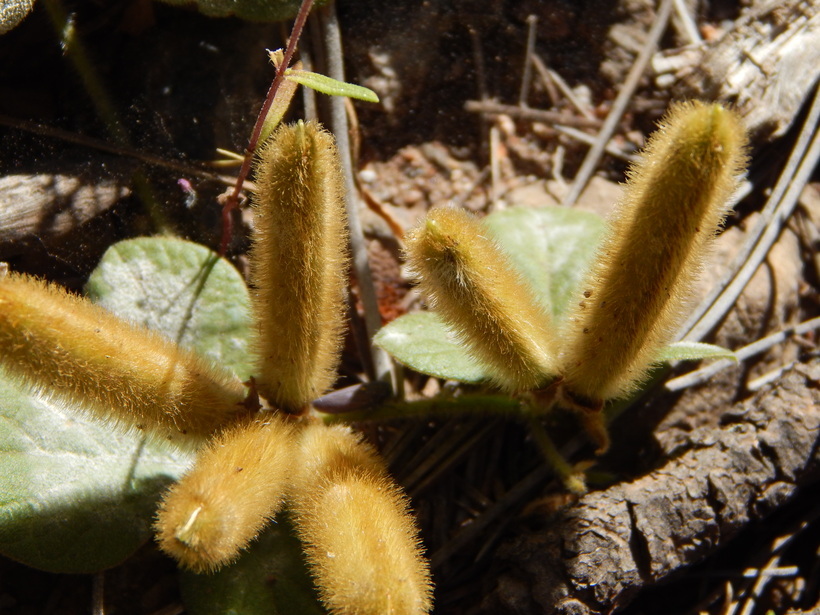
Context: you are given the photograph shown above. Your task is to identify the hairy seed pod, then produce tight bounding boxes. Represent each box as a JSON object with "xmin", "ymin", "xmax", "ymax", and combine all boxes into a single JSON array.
[
  {"xmin": 405, "ymin": 206, "xmax": 557, "ymax": 391},
  {"xmin": 560, "ymin": 101, "xmax": 748, "ymax": 403},
  {"xmin": 155, "ymin": 415, "xmax": 295, "ymax": 572},
  {"xmin": 0, "ymin": 272, "xmax": 246, "ymax": 438},
  {"xmin": 249, "ymin": 121, "xmax": 349, "ymax": 412},
  {"xmin": 290, "ymin": 422, "xmax": 433, "ymax": 615}
]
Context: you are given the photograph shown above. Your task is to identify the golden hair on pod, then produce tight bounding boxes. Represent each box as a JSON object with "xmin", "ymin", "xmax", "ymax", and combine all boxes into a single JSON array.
[
  {"xmin": 405, "ymin": 206, "xmax": 557, "ymax": 391},
  {"xmin": 0, "ymin": 272, "xmax": 246, "ymax": 438},
  {"xmin": 289, "ymin": 422, "xmax": 433, "ymax": 615},
  {"xmin": 155, "ymin": 415, "xmax": 295, "ymax": 572},
  {"xmin": 249, "ymin": 121, "xmax": 349, "ymax": 412},
  {"xmin": 560, "ymin": 101, "xmax": 748, "ymax": 404}
]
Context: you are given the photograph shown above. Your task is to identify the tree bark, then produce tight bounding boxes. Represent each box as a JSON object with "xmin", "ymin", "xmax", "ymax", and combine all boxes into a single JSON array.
[{"xmin": 480, "ymin": 361, "xmax": 820, "ymax": 614}]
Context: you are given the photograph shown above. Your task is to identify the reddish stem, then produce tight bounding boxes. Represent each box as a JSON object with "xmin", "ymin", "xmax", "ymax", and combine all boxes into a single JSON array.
[{"xmin": 219, "ymin": 0, "xmax": 316, "ymax": 255}]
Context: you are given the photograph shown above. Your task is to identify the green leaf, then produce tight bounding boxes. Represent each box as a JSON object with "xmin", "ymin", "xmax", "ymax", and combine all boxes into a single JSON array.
[
  {"xmin": 284, "ymin": 69, "xmax": 380, "ymax": 103},
  {"xmin": 0, "ymin": 0, "xmax": 35, "ymax": 35},
  {"xmin": 0, "ymin": 377, "xmax": 194, "ymax": 573},
  {"xmin": 153, "ymin": 0, "xmax": 328, "ymax": 22},
  {"xmin": 180, "ymin": 516, "xmax": 325, "ymax": 615},
  {"xmin": 0, "ymin": 237, "xmax": 251, "ymax": 573},
  {"xmin": 85, "ymin": 236, "xmax": 253, "ymax": 380},
  {"xmin": 657, "ymin": 341, "xmax": 737, "ymax": 363},
  {"xmin": 374, "ymin": 312, "xmax": 490, "ymax": 384},
  {"xmin": 482, "ymin": 206, "xmax": 605, "ymax": 319}
]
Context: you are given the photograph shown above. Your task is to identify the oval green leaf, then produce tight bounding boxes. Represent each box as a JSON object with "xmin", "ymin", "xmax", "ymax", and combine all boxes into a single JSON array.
[
  {"xmin": 154, "ymin": 0, "xmax": 328, "ymax": 22},
  {"xmin": 0, "ymin": 376, "xmax": 194, "ymax": 572},
  {"xmin": 483, "ymin": 206, "xmax": 605, "ymax": 320},
  {"xmin": 85, "ymin": 236, "xmax": 253, "ymax": 380},
  {"xmin": 374, "ymin": 312, "xmax": 490, "ymax": 384},
  {"xmin": 180, "ymin": 517, "xmax": 324, "ymax": 615}
]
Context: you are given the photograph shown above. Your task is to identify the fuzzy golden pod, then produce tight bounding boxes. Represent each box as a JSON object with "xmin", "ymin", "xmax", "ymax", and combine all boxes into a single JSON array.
[
  {"xmin": 290, "ymin": 422, "xmax": 433, "ymax": 615},
  {"xmin": 0, "ymin": 272, "xmax": 246, "ymax": 439},
  {"xmin": 291, "ymin": 421, "xmax": 388, "ymax": 489},
  {"xmin": 405, "ymin": 206, "xmax": 557, "ymax": 392},
  {"xmin": 560, "ymin": 101, "xmax": 748, "ymax": 404},
  {"xmin": 249, "ymin": 120, "xmax": 349, "ymax": 412},
  {"xmin": 155, "ymin": 415, "xmax": 296, "ymax": 572}
]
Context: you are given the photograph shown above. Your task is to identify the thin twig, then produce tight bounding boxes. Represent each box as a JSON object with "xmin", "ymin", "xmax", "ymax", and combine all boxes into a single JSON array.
[
  {"xmin": 430, "ymin": 462, "xmax": 551, "ymax": 569},
  {"xmin": 517, "ymin": 15, "xmax": 538, "ymax": 106},
  {"xmin": 681, "ymin": 83, "xmax": 820, "ymax": 342},
  {"xmin": 318, "ymin": 1, "xmax": 395, "ymax": 389},
  {"xmin": 91, "ymin": 572, "xmax": 105, "ymax": 615},
  {"xmin": 561, "ymin": 0, "xmax": 674, "ymax": 206},
  {"xmin": 489, "ymin": 124, "xmax": 503, "ymax": 210},
  {"xmin": 0, "ymin": 115, "xmax": 232, "ymax": 183},
  {"xmin": 464, "ymin": 99, "xmax": 601, "ymax": 128},
  {"xmin": 733, "ymin": 523, "xmax": 808, "ymax": 615},
  {"xmin": 553, "ymin": 123, "xmax": 639, "ymax": 163},
  {"xmin": 219, "ymin": 0, "xmax": 315, "ymax": 254},
  {"xmin": 531, "ymin": 55, "xmax": 596, "ymax": 120},
  {"xmin": 408, "ymin": 422, "xmax": 497, "ymax": 496},
  {"xmin": 747, "ymin": 361, "xmax": 804, "ymax": 392},
  {"xmin": 673, "ymin": 0, "xmax": 702, "ymax": 45}
]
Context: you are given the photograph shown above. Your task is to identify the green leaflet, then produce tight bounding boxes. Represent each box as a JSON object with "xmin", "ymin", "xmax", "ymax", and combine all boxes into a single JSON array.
[
  {"xmin": 482, "ymin": 206, "xmax": 605, "ymax": 319},
  {"xmin": 0, "ymin": 237, "xmax": 252, "ymax": 573},
  {"xmin": 180, "ymin": 516, "xmax": 324, "ymax": 615},
  {"xmin": 285, "ymin": 69, "xmax": 380, "ymax": 103},
  {"xmin": 657, "ymin": 341, "xmax": 737, "ymax": 363},
  {"xmin": 154, "ymin": 0, "xmax": 328, "ymax": 22},
  {"xmin": 86, "ymin": 236, "xmax": 254, "ymax": 380},
  {"xmin": 374, "ymin": 312, "xmax": 488, "ymax": 384}
]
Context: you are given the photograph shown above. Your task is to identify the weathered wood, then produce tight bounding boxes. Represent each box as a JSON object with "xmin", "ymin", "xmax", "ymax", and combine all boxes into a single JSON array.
[
  {"xmin": 480, "ymin": 361, "xmax": 820, "ymax": 614},
  {"xmin": 0, "ymin": 173, "xmax": 130, "ymax": 247},
  {"xmin": 656, "ymin": 0, "xmax": 820, "ymax": 139}
]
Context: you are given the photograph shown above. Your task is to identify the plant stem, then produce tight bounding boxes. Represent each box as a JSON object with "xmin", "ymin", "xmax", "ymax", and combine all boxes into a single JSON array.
[
  {"xmin": 526, "ymin": 416, "xmax": 587, "ymax": 495},
  {"xmin": 219, "ymin": 0, "xmax": 315, "ymax": 254},
  {"xmin": 318, "ymin": 1, "xmax": 396, "ymax": 390},
  {"xmin": 321, "ymin": 394, "xmax": 522, "ymax": 423}
]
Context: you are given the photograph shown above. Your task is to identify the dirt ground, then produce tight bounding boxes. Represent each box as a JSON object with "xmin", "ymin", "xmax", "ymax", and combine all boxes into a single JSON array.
[{"xmin": 1, "ymin": 0, "xmax": 819, "ymax": 614}]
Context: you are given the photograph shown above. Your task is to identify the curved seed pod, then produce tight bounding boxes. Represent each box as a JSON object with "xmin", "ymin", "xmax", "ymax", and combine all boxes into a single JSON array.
[
  {"xmin": 249, "ymin": 121, "xmax": 349, "ymax": 412},
  {"xmin": 290, "ymin": 422, "xmax": 433, "ymax": 615},
  {"xmin": 405, "ymin": 206, "xmax": 557, "ymax": 391},
  {"xmin": 155, "ymin": 415, "xmax": 295, "ymax": 572},
  {"xmin": 0, "ymin": 272, "xmax": 246, "ymax": 438},
  {"xmin": 560, "ymin": 101, "xmax": 748, "ymax": 404}
]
